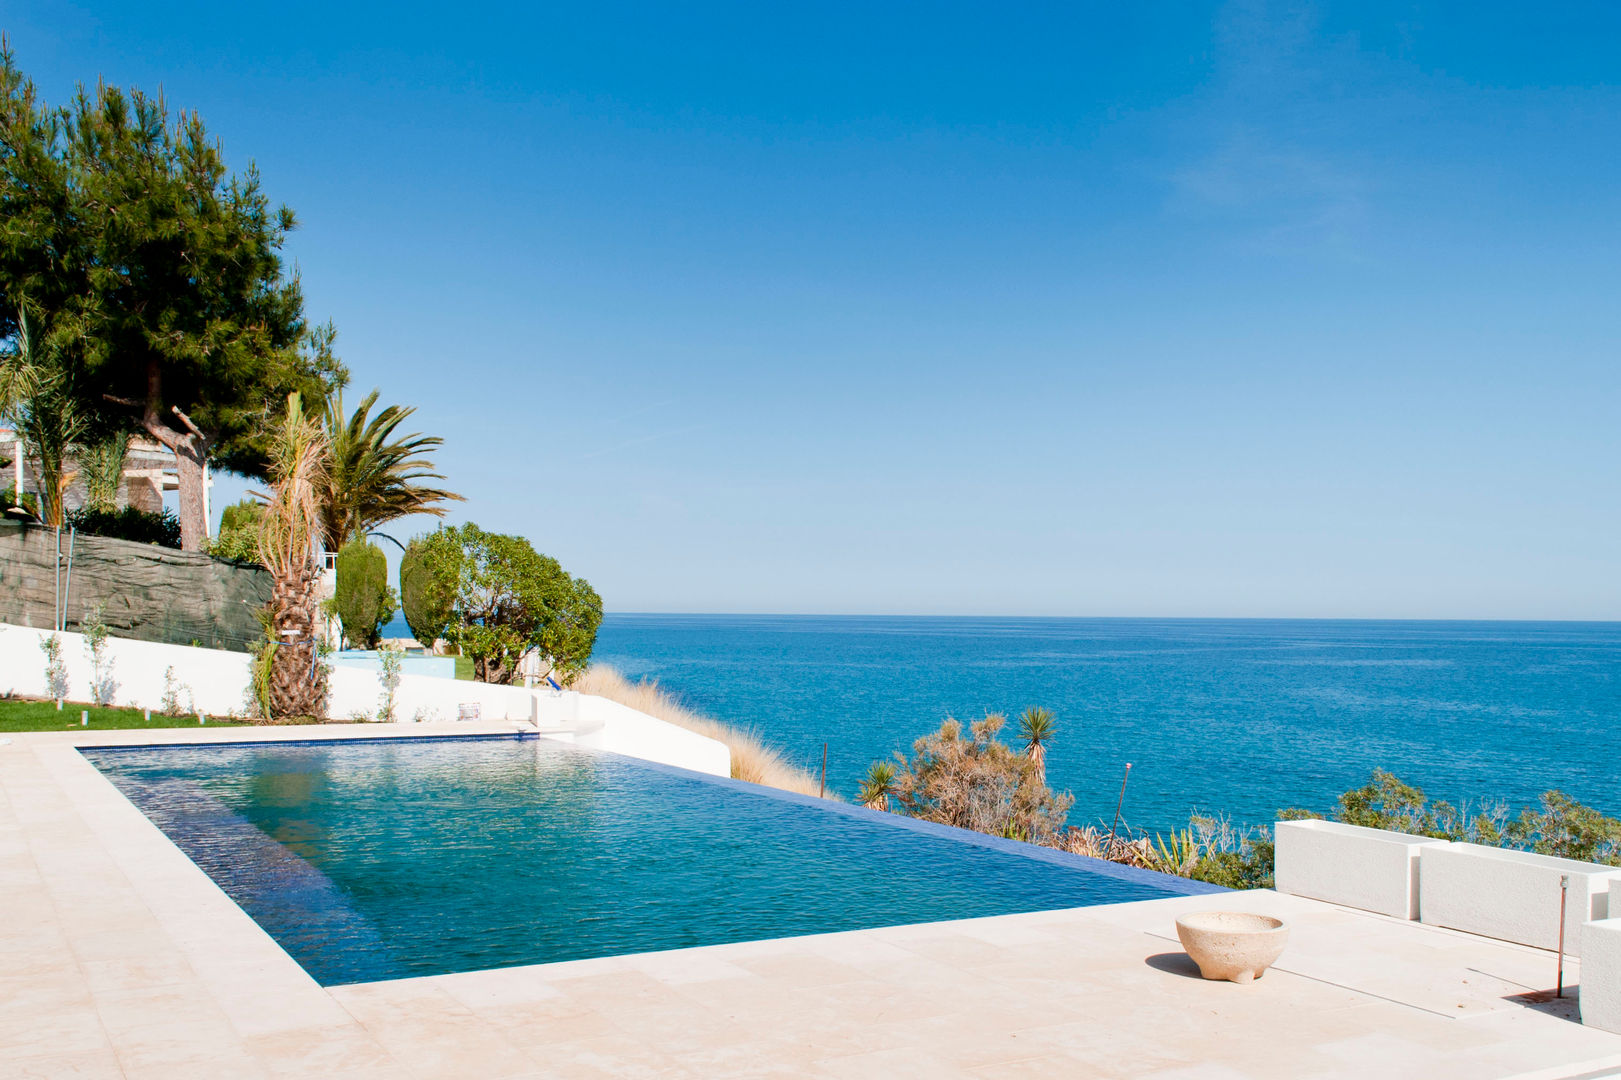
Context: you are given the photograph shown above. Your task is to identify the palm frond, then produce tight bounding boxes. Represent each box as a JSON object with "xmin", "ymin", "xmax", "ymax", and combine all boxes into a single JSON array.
[{"xmin": 318, "ymin": 387, "xmax": 463, "ymax": 550}]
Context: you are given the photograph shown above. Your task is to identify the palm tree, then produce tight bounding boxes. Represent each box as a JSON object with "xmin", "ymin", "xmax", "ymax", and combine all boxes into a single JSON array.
[
  {"xmin": 317, "ymin": 388, "xmax": 462, "ymax": 551},
  {"xmin": 858, "ymin": 761, "xmax": 898, "ymax": 811},
  {"xmin": 258, "ymin": 392, "xmax": 330, "ymax": 720},
  {"xmin": 1, "ymin": 305, "xmax": 87, "ymax": 526},
  {"xmin": 1018, "ymin": 707, "xmax": 1056, "ymax": 784}
]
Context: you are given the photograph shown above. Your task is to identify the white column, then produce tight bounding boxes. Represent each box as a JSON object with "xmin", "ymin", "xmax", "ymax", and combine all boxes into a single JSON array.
[{"xmin": 12, "ymin": 437, "xmax": 21, "ymax": 497}]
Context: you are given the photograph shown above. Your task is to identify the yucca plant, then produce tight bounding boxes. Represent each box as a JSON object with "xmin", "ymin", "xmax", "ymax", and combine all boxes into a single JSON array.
[
  {"xmin": 317, "ymin": 388, "xmax": 462, "ymax": 550},
  {"xmin": 858, "ymin": 761, "xmax": 898, "ymax": 811},
  {"xmin": 1017, "ymin": 706, "xmax": 1056, "ymax": 784},
  {"xmin": 1147, "ymin": 829, "xmax": 1201, "ymax": 876},
  {"xmin": 256, "ymin": 392, "xmax": 330, "ymax": 720}
]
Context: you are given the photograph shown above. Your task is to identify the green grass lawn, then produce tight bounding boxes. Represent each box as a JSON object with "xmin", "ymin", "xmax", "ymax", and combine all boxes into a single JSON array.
[
  {"xmin": 0, "ymin": 700, "xmax": 248, "ymax": 732},
  {"xmin": 454, "ymin": 655, "xmax": 474, "ymax": 680}
]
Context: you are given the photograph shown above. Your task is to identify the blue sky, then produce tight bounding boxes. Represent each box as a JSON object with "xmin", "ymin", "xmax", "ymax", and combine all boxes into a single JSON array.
[{"xmin": 11, "ymin": 2, "xmax": 1620, "ymax": 618}]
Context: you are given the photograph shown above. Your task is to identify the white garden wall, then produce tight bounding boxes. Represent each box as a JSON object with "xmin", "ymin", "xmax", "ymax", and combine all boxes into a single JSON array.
[
  {"xmin": 1582, "ymin": 918, "xmax": 1621, "ymax": 1034},
  {"xmin": 1419, "ymin": 842, "xmax": 1620, "ymax": 955},
  {"xmin": 0, "ymin": 622, "xmax": 729, "ymax": 778},
  {"xmin": 1275, "ymin": 819, "xmax": 1447, "ymax": 920}
]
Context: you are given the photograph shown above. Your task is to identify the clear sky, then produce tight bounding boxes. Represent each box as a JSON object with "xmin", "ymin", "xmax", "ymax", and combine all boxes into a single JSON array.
[{"xmin": 10, "ymin": 3, "xmax": 1619, "ymax": 618}]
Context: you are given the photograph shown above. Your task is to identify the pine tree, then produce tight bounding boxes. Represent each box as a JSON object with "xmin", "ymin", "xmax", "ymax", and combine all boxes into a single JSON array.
[{"xmin": 0, "ymin": 44, "xmax": 344, "ymax": 550}]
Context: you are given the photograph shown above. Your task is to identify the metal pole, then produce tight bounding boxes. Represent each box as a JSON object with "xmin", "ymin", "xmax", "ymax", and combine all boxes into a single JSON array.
[
  {"xmin": 54, "ymin": 520, "xmax": 62, "ymax": 632},
  {"xmin": 1107, "ymin": 762, "xmax": 1133, "ymax": 853},
  {"xmin": 61, "ymin": 526, "xmax": 75, "ymax": 629},
  {"xmin": 819, "ymin": 742, "xmax": 828, "ymax": 799},
  {"xmin": 1557, "ymin": 874, "xmax": 1569, "ymax": 998}
]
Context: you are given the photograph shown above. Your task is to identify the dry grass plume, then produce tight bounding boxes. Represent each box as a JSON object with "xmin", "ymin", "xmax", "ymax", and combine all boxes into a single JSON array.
[{"xmin": 574, "ymin": 665, "xmax": 826, "ymax": 798}]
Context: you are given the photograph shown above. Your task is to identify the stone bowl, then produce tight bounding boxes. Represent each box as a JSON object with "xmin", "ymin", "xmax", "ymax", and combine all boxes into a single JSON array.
[{"xmin": 1174, "ymin": 911, "xmax": 1289, "ymax": 984}]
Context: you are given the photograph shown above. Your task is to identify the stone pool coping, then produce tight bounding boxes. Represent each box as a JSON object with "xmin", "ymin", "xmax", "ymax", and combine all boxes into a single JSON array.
[{"xmin": 5, "ymin": 723, "xmax": 1621, "ymax": 1078}]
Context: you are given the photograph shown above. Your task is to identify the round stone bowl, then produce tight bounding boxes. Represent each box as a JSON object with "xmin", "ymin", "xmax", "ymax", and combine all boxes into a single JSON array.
[{"xmin": 1174, "ymin": 911, "xmax": 1289, "ymax": 984}]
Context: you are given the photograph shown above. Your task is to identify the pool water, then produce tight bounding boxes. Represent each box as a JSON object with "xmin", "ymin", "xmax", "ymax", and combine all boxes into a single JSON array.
[{"xmin": 85, "ymin": 736, "xmax": 1215, "ymax": 985}]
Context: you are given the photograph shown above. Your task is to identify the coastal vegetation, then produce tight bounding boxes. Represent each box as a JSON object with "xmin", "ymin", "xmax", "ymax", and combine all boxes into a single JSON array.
[
  {"xmin": 886, "ymin": 713, "xmax": 1072, "ymax": 844},
  {"xmin": 866, "ymin": 716, "xmax": 1621, "ymax": 887}
]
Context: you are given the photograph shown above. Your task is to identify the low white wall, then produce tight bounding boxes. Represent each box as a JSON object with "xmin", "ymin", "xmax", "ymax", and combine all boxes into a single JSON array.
[
  {"xmin": 0, "ymin": 622, "xmax": 730, "ymax": 778},
  {"xmin": 0, "ymin": 623, "xmax": 252, "ymax": 717},
  {"xmin": 1583, "ymin": 918, "xmax": 1621, "ymax": 1034},
  {"xmin": 1419, "ymin": 843, "xmax": 1621, "ymax": 955},
  {"xmin": 1275, "ymin": 819, "xmax": 1447, "ymax": 920},
  {"xmin": 566, "ymin": 693, "xmax": 732, "ymax": 779},
  {"xmin": 329, "ymin": 664, "xmax": 538, "ymax": 724}
]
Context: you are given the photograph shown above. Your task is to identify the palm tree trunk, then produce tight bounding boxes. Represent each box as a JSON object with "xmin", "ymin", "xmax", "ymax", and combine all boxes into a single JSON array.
[{"xmin": 268, "ymin": 559, "xmax": 327, "ymax": 719}]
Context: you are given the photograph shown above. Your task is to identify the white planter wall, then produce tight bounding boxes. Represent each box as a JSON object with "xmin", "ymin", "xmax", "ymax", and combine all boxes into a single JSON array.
[
  {"xmin": 0, "ymin": 623, "xmax": 252, "ymax": 717},
  {"xmin": 0, "ymin": 622, "xmax": 730, "ymax": 778},
  {"xmin": 1582, "ymin": 918, "xmax": 1621, "ymax": 1034},
  {"xmin": 1275, "ymin": 819, "xmax": 1447, "ymax": 919},
  {"xmin": 1419, "ymin": 843, "xmax": 1620, "ymax": 955}
]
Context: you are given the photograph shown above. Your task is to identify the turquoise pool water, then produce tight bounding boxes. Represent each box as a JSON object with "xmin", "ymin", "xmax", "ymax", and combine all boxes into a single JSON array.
[{"xmin": 85, "ymin": 736, "xmax": 1214, "ymax": 985}]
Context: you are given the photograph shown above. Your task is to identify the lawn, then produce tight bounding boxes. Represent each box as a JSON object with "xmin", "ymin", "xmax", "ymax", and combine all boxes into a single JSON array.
[
  {"xmin": 0, "ymin": 700, "xmax": 248, "ymax": 732},
  {"xmin": 455, "ymin": 655, "xmax": 474, "ymax": 680}
]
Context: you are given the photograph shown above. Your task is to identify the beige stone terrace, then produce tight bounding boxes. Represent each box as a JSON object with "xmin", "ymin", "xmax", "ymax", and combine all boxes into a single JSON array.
[{"xmin": 3, "ymin": 724, "xmax": 1620, "ymax": 1080}]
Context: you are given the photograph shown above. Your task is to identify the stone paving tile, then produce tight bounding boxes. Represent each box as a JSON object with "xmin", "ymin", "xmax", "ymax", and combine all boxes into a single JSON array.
[{"xmin": 0, "ymin": 1048, "xmax": 127, "ymax": 1080}]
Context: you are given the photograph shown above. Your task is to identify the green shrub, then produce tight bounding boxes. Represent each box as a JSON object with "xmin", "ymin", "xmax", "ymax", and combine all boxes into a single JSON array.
[
  {"xmin": 207, "ymin": 525, "xmax": 261, "ymax": 564},
  {"xmin": 219, "ymin": 499, "xmax": 263, "ymax": 533},
  {"xmin": 1, "ymin": 483, "xmax": 40, "ymax": 520},
  {"xmin": 885, "ymin": 713, "xmax": 1073, "ymax": 845},
  {"xmin": 412, "ymin": 524, "xmax": 602, "ymax": 684},
  {"xmin": 64, "ymin": 505, "xmax": 181, "ymax": 548},
  {"xmin": 334, "ymin": 540, "xmax": 394, "ymax": 650},
  {"xmin": 399, "ymin": 536, "xmax": 450, "ymax": 646},
  {"xmin": 207, "ymin": 499, "xmax": 264, "ymax": 565}
]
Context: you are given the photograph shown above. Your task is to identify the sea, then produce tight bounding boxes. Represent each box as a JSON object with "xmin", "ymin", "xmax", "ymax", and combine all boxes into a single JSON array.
[{"xmin": 591, "ymin": 615, "xmax": 1621, "ymax": 837}]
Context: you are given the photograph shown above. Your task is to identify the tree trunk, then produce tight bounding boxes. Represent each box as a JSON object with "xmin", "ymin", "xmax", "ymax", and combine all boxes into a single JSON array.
[
  {"xmin": 119, "ymin": 362, "xmax": 213, "ymax": 551},
  {"xmin": 171, "ymin": 441, "xmax": 208, "ymax": 552},
  {"xmin": 268, "ymin": 559, "xmax": 328, "ymax": 720}
]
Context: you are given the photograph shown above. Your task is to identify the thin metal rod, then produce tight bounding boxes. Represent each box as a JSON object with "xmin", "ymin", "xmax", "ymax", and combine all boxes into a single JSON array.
[
  {"xmin": 819, "ymin": 742, "xmax": 828, "ymax": 799},
  {"xmin": 54, "ymin": 521, "xmax": 62, "ymax": 632},
  {"xmin": 1107, "ymin": 762, "xmax": 1133, "ymax": 852},
  {"xmin": 61, "ymin": 526, "xmax": 75, "ymax": 629},
  {"xmin": 1557, "ymin": 874, "xmax": 1569, "ymax": 998}
]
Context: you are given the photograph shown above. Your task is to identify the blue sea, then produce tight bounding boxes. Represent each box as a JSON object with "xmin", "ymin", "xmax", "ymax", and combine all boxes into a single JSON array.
[{"xmin": 594, "ymin": 616, "xmax": 1621, "ymax": 836}]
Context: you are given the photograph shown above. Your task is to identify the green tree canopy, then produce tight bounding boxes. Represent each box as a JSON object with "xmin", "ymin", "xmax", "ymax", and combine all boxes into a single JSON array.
[
  {"xmin": 334, "ymin": 539, "xmax": 394, "ymax": 650},
  {"xmin": 0, "ymin": 45, "xmax": 345, "ymax": 550},
  {"xmin": 413, "ymin": 524, "xmax": 602, "ymax": 685},
  {"xmin": 399, "ymin": 535, "xmax": 452, "ymax": 647}
]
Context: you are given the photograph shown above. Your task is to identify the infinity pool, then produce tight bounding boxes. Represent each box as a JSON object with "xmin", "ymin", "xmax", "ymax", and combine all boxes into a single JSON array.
[{"xmin": 85, "ymin": 736, "xmax": 1216, "ymax": 985}]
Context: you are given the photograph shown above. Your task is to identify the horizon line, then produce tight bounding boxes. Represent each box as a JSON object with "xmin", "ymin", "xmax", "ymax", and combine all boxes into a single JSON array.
[{"xmin": 599, "ymin": 612, "xmax": 1621, "ymax": 625}]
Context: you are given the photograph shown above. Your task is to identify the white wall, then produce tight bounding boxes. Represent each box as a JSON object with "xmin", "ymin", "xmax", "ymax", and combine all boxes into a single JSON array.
[
  {"xmin": 1419, "ymin": 842, "xmax": 1620, "ymax": 955},
  {"xmin": 1583, "ymin": 918, "xmax": 1621, "ymax": 1034},
  {"xmin": 540, "ymin": 692, "xmax": 733, "ymax": 778},
  {"xmin": 0, "ymin": 622, "xmax": 730, "ymax": 778},
  {"xmin": 1, "ymin": 623, "xmax": 253, "ymax": 717},
  {"xmin": 1275, "ymin": 819, "xmax": 1447, "ymax": 920}
]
